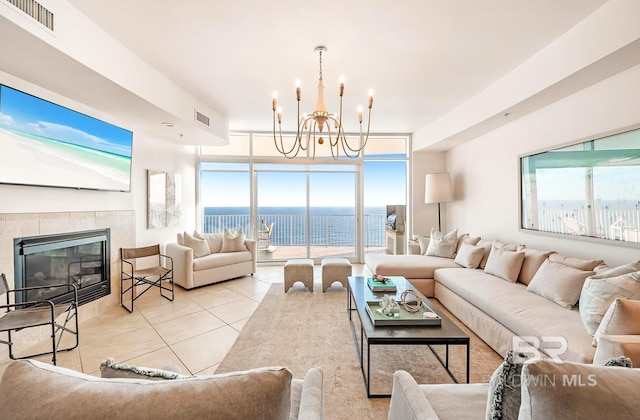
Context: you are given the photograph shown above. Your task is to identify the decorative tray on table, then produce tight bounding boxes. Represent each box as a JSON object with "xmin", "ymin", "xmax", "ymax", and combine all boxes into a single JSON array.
[{"xmin": 365, "ymin": 300, "xmax": 442, "ymax": 327}]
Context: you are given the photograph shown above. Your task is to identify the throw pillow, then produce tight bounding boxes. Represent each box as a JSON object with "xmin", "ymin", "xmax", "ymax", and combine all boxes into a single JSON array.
[
  {"xmin": 579, "ymin": 261, "xmax": 640, "ymax": 335},
  {"xmin": 183, "ymin": 231, "xmax": 211, "ymax": 257},
  {"xmin": 418, "ymin": 235, "xmax": 430, "ymax": 255},
  {"xmin": 194, "ymin": 231, "xmax": 224, "ymax": 253},
  {"xmin": 0, "ymin": 360, "xmax": 293, "ymax": 420},
  {"xmin": 548, "ymin": 253, "xmax": 604, "ymax": 271},
  {"xmin": 476, "ymin": 239, "xmax": 494, "ymax": 269},
  {"xmin": 454, "ymin": 243, "xmax": 485, "ymax": 269},
  {"xmin": 518, "ymin": 249, "xmax": 555, "ymax": 286},
  {"xmin": 527, "ymin": 260, "xmax": 595, "ymax": 309},
  {"xmin": 519, "ymin": 359, "xmax": 640, "ymax": 420},
  {"xmin": 221, "ymin": 228, "xmax": 247, "ymax": 253},
  {"xmin": 483, "ymin": 245, "xmax": 525, "ymax": 283},
  {"xmin": 602, "ymin": 356, "xmax": 633, "ymax": 368},
  {"xmin": 455, "ymin": 233, "xmax": 481, "ymax": 255},
  {"xmin": 485, "ymin": 350, "xmax": 528, "ymax": 420},
  {"xmin": 99, "ymin": 358, "xmax": 189, "ymax": 380},
  {"xmin": 593, "ymin": 298, "xmax": 640, "ymax": 346},
  {"xmin": 426, "ymin": 227, "xmax": 459, "ymax": 258}
]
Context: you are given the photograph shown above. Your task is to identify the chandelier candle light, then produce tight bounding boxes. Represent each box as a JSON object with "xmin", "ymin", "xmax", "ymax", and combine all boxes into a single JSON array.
[{"xmin": 271, "ymin": 46, "xmax": 374, "ymax": 159}]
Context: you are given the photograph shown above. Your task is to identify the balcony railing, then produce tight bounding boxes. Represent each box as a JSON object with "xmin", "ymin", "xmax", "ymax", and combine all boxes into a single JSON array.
[
  {"xmin": 525, "ymin": 208, "xmax": 640, "ymax": 242},
  {"xmin": 203, "ymin": 213, "xmax": 387, "ymax": 247}
]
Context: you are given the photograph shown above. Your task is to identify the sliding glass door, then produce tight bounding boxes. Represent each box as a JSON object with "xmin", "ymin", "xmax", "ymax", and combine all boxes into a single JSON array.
[{"xmin": 255, "ymin": 164, "xmax": 356, "ymax": 262}]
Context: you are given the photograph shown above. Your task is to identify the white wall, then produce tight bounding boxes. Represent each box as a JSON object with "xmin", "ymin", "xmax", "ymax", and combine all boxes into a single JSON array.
[
  {"xmin": 410, "ymin": 151, "xmax": 447, "ymax": 237},
  {"xmin": 446, "ymin": 63, "xmax": 640, "ymax": 267},
  {"xmin": 133, "ymin": 131, "xmax": 197, "ymax": 247}
]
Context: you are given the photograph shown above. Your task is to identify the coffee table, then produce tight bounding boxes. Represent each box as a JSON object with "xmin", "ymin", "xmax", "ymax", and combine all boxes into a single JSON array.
[{"xmin": 347, "ymin": 275, "xmax": 470, "ymax": 397}]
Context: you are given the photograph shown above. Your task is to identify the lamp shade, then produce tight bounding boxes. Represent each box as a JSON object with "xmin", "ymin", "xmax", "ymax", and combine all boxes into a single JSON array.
[{"xmin": 424, "ymin": 172, "xmax": 453, "ymax": 204}]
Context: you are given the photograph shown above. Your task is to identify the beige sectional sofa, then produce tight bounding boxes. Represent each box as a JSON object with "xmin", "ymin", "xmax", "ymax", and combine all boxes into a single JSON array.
[
  {"xmin": 166, "ymin": 231, "xmax": 257, "ymax": 289},
  {"xmin": 365, "ymin": 235, "xmax": 637, "ymax": 364}
]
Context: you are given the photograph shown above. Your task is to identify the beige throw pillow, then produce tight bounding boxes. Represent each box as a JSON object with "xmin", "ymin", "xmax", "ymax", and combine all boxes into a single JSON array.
[
  {"xmin": 418, "ymin": 235, "xmax": 430, "ymax": 255},
  {"xmin": 426, "ymin": 228, "xmax": 458, "ymax": 258},
  {"xmin": 519, "ymin": 359, "xmax": 640, "ymax": 420},
  {"xmin": 593, "ymin": 298, "xmax": 640, "ymax": 346},
  {"xmin": 194, "ymin": 231, "xmax": 224, "ymax": 254},
  {"xmin": 579, "ymin": 261, "xmax": 640, "ymax": 335},
  {"xmin": 183, "ymin": 232, "xmax": 211, "ymax": 257},
  {"xmin": 455, "ymin": 234, "xmax": 481, "ymax": 255},
  {"xmin": 476, "ymin": 239, "xmax": 494, "ymax": 269},
  {"xmin": 221, "ymin": 228, "xmax": 247, "ymax": 253},
  {"xmin": 548, "ymin": 253, "xmax": 603, "ymax": 271},
  {"xmin": 527, "ymin": 260, "xmax": 594, "ymax": 309},
  {"xmin": 483, "ymin": 245, "xmax": 525, "ymax": 282},
  {"xmin": 518, "ymin": 249, "xmax": 555, "ymax": 285},
  {"xmin": 454, "ymin": 243, "xmax": 485, "ymax": 269}
]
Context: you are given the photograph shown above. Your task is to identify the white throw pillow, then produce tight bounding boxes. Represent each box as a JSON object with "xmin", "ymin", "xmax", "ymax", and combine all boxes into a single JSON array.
[
  {"xmin": 454, "ymin": 243, "xmax": 485, "ymax": 269},
  {"xmin": 580, "ymin": 261, "xmax": 640, "ymax": 335},
  {"xmin": 426, "ymin": 228, "xmax": 458, "ymax": 259},
  {"xmin": 483, "ymin": 245, "xmax": 525, "ymax": 282},
  {"xmin": 221, "ymin": 228, "xmax": 247, "ymax": 253},
  {"xmin": 194, "ymin": 231, "xmax": 224, "ymax": 254},
  {"xmin": 418, "ymin": 235, "xmax": 430, "ymax": 255},
  {"xmin": 527, "ymin": 260, "xmax": 594, "ymax": 309},
  {"xmin": 183, "ymin": 231, "xmax": 211, "ymax": 257}
]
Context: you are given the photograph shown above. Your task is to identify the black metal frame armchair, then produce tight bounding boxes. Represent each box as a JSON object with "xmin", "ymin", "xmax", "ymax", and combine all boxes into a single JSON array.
[
  {"xmin": 120, "ymin": 244, "xmax": 174, "ymax": 313},
  {"xmin": 0, "ymin": 273, "xmax": 79, "ymax": 366}
]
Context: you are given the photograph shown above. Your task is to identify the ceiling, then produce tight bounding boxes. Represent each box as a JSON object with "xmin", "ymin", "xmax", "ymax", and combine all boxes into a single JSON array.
[{"xmin": 3, "ymin": 0, "xmax": 610, "ymax": 145}]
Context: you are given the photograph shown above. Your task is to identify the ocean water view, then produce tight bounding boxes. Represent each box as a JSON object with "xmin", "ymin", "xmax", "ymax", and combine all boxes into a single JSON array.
[{"xmin": 204, "ymin": 206, "xmax": 387, "ymax": 247}]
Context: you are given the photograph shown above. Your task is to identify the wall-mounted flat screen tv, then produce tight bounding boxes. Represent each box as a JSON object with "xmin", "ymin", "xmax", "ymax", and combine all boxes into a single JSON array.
[{"xmin": 0, "ymin": 84, "xmax": 133, "ymax": 192}]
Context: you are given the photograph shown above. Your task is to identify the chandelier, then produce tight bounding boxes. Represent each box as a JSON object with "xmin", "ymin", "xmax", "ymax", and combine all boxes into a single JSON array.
[{"xmin": 271, "ymin": 46, "xmax": 373, "ymax": 160}]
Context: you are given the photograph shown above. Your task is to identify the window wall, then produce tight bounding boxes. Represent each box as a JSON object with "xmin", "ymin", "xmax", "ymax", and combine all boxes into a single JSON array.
[{"xmin": 199, "ymin": 133, "xmax": 410, "ymax": 262}]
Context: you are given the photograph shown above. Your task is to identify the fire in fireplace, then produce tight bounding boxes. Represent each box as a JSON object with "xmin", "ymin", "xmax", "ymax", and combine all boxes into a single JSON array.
[{"xmin": 13, "ymin": 229, "xmax": 111, "ymax": 306}]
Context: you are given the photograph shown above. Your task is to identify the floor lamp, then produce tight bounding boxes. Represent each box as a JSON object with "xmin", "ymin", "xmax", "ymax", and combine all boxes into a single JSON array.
[{"xmin": 424, "ymin": 172, "xmax": 453, "ymax": 232}]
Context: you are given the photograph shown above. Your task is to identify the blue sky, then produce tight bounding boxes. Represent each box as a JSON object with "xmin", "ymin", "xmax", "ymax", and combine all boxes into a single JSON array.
[
  {"xmin": 200, "ymin": 160, "xmax": 407, "ymax": 208},
  {"xmin": 0, "ymin": 85, "xmax": 132, "ymax": 157}
]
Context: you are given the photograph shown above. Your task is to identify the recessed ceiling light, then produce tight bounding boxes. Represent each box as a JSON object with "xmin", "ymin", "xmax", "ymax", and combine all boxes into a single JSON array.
[{"xmin": 161, "ymin": 122, "xmax": 175, "ymax": 128}]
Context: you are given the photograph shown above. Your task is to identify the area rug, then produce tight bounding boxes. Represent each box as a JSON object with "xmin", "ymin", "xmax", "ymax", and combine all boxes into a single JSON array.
[{"xmin": 216, "ymin": 284, "xmax": 502, "ymax": 419}]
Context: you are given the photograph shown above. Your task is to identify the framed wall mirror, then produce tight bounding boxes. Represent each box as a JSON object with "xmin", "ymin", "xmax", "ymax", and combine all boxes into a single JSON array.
[{"xmin": 520, "ymin": 125, "xmax": 640, "ymax": 247}]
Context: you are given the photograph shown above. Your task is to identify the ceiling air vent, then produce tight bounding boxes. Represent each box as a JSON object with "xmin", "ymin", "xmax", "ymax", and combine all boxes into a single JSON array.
[
  {"xmin": 194, "ymin": 109, "xmax": 210, "ymax": 127},
  {"xmin": 5, "ymin": 0, "xmax": 54, "ymax": 31}
]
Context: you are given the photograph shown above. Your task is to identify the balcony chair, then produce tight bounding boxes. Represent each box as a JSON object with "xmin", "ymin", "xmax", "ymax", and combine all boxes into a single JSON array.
[
  {"xmin": 0, "ymin": 273, "xmax": 79, "ymax": 366},
  {"xmin": 257, "ymin": 221, "xmax": 274, "ymax": 249},
  {"xmin": 120, "ymin": 244, "xmax": 174, "ymax": 313}
]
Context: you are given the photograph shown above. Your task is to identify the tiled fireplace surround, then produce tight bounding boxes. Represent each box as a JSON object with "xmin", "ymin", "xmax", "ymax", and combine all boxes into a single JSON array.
[{"xmin": 0, "ymin": 210, "xmax": 135, "ymax": 363}]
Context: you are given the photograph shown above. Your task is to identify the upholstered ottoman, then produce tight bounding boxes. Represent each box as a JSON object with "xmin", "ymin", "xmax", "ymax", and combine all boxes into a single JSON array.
[
  {"xmin": 321, "ymin": 258, "xmax": 352, "ymax": 292},
  {"xmin": 284, "ymin": 259, "xmax": 314, "ymax": 292}
]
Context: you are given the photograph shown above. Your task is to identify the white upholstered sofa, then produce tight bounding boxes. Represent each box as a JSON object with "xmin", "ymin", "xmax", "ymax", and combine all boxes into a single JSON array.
[
  {"xmin": 366, "ymin": 233, "xmax": 640, "ymax": 364},
  {"xmin": 166, "ymin": 231, "xmax": 257, "ymax": 289}
]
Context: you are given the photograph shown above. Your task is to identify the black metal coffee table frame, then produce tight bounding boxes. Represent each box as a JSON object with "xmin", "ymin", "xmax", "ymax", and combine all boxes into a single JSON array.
[{"xmin": 347, "ymin": 276, "xmax": 470, "ymax": 398}]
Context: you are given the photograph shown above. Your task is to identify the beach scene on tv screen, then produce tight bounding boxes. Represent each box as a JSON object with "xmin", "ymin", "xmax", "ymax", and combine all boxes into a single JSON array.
[{"xmin": 0, "ymin": 85, "xmax": 133, "ymax": 191}]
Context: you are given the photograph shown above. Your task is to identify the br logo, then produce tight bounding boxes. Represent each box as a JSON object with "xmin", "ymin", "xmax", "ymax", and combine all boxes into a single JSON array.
[{"xmin": 512, "ymin": 336, "xmax": 568, "ymax": 362}]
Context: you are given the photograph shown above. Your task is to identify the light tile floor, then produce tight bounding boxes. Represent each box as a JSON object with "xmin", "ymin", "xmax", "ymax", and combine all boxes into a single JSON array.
[{"xmin": 0, "ymin": 263, "xmax": 366, "ymax": 378}]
